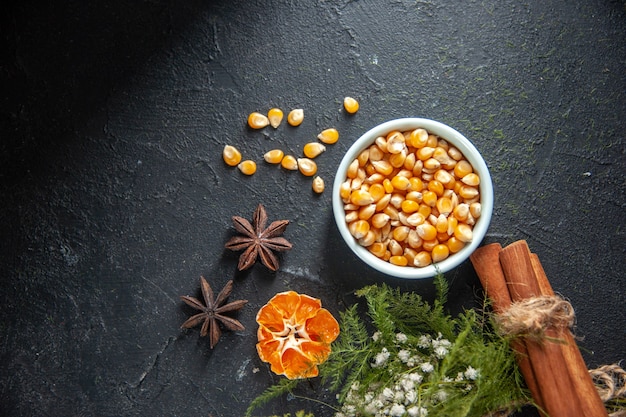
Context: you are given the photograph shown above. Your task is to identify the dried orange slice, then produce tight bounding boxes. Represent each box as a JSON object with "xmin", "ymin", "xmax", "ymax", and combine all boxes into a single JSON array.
[{"xmin": 256, "ymin": 291, "xmax": 340, "ymax": 379}]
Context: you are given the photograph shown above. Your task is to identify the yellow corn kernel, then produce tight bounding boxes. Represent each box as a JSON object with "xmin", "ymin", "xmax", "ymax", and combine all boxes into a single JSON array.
[
  {"xmin": 448, "ymin": 147, "xmax": 463, "ymax": 161},
  {"xmin": 413, "ymin": 251, "xmax": 432, "ymax": 267},
  {"xmin": 418, "ymin": 203, "xmax": 432, "ymax": 218},
  {"xmin": 428, "ymin": 180, "xmax": 444, "ymax": 197},
  {"xmin": 422, "ymin": 190, "xmax": 437, "ymax": 207},
  {"xmin": 345, "ymin": 210, "xmax": 359, "ymax": 223},
  {"xmin": 447, "ymin": 236, "xmax": 465, "ymax": 253},
  {"xmin": 454, "ymin": 223, "xmax": 473, "ymax": 243},
  {"xmin": 447, "ymin": 216, "xmax": 458, "ymax": 236},
  {"xmin": 358, "ymin": 230, "xmax": 377, "ymax": 247},
  {"xmin": 406, "ymin": 191, "xmax": 422, "ymax": 202},
  {"xmin": 348, "ymin": 219, "xmax": 370, "ymax": 239},
  {"xmin": 437, "ymin": 232, "xmax": 450, "ymax": 243},
  {"xmin": 267, "ymin": 108, "xmax": 283, "ymax": 128},
  {"xmin": 406, "ymin": 212, "xmax": 425, "ymax": 227},
  {"xmin": 223, "ymin": 145, "xmax": 242, "ymax": 166},
  {"xmin": 369, "ymin": 183, "xmax": 386, "ymax": 202},
  {"xmin": 409, "ymin": 128, "xmax": 429, "ymax": 148},
  {"xmin": 459, "ymin": 185, "xmax": 479, "ymax": 200},
  {"xmin": 382, "ymin": 178, "xmax": 394, "ymax": 194},
  {"xmin": 416, "ymin": 223, "xmax": 437, "ymax": 241},
  {"xmin": 371, "ymin": 213, "xmax": 390, "ymax": 229},
  {"xmin": 454, "ymin": 160, "xmax": 473, "ymax": 178},
  {"xmin": 423, "ymin": 158, "xmax": 442, "ymax": 171},
  {"xmin": 350, "ymin": 189, "xmax": 375, "ymax": 206},
  {"xmin": 427, "ymin": 134, "xmax": 439, "ymax": 148},
  {"xmin": 417, "ymin": 147, "xmax": 435, "ymax": 161},
  {"xmin": 434, "ymin": 169, "xmax": 454, "ymax": 186},
  {"xmin": 470, "ymin": 202, "xmax": 482, "ymax": 218},
  {"xmin": 436, "ymin": 197, "xmax": 453, "ymax": 216},
  {"xmin": 404, "ymin": 152, "xmax": 416, "ymax": 170},
  {"xmin": 436, "ymin": 214, "xmax": 448, "ymax": 233},
  {"xmin": 407, "ymin": 229, "xmax": 423, "ymax": 249},
  {"xmin": 358, "ymin": 204, "xmax": 376, "ymax": 220},
  {"xmin": 391, "ymin": 175, "xmax": 411, "ymax": 191},
  {"xmin": 237, "ymin": 160, "xmax": 257, "ymax": 175},
  {"xmin": 386, "ymin": 131, "xmax": 406, "ymax": 154},
  {"xmin": 340, "ymin": 180, "xmax": 352, "ymax": 201},
  {"xmin": 375, "ymin": 193, "xmax": 391, "ymax": 211},
  {"xmin": 383, "ymin": 205, "xmax": 399, "ymax": 221},
  {"xmin": 312, "ymin": 176, "xmax": 324, "ymax": 194},
  {"xmin": 369, "ymin": 242, "xmax": 387, "ymax": 258},
  {"xmin": 297, "ymin": 158, "xmax": 317, "ymax": 176},
  {"xmin": 404, "ymin": 248, "xmax": 418, "ymax": 266},
  {"xmin": 357, "ymin": 149, "xmax": 370, "ymax": 166},
  {"xmin": 393, "ymin": 225, "xmax": 411, "ymax": 242},
  {"xmin": 343, "ymin": 96, "xmax": 359, "ymax": 114},
  {"xmin": 389, "ymin": 150, "xmax": 407, "ymax": 168},
  {"xmin": 281, "ymin": 154, "xmax": 299, "ymax": 170},
  {"xmin": 401, "ymin": 199, "xmax": 420, "ymax": 214},
  {"xmin": 248, "ymin": 112, "xmax": 270, "ymax": 129},
  {"xmin": 318, "ymin": 128, "xmax": 339, "ymax": 144},
  {"xmin": 389, "ymin": 255, "xmax": 408, "ymax": 266},
  {"xmin": 453, "ymin": 203, "xmax": 469, "ymax": 221},
  {"xmin": 390, "ymin": 193, "xmax": 404, "ymax": 209},
  {"xmin": 461, "ymin": 173, "xmax": 481, "ymax": 186},
  {"xmin": 432, "ymin": 244, "xmax": 450, "ymax": 263},
  {"xmin": 287, "ymin": 109, "xmax": 304, "ymax": 126},
  {"xmin": 388, "ymin": 239, "xmax": 403, "ymax": 256},
  {"xmin": 408, "ymin": 177, "xmax": 424, "ymax": 192},
  {"xmin": 303, "ymin": 142, "xmax": 326, "ymax": 159},
  {"xmin": 372, "ymin": 160, "xmax": 393, "ymax": 176},
  {"xmin": 263, "ymin": 149, "xmax": 284, "ymax": 164}
]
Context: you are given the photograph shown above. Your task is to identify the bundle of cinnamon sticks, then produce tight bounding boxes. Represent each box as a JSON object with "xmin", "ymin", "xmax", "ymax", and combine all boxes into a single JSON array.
[{"xmin": 470, "ymin": 240, "xmax": 607, "ymax": 417}]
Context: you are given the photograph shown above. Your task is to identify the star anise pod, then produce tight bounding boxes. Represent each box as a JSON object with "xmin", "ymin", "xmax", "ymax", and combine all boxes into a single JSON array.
[
  {"xmin": 180, "ymin": 276, "xmax": 248, "ymax": 349},
  {"xmin": 224, "ymin": 204, "xmax": 292, "ymax": 271}
]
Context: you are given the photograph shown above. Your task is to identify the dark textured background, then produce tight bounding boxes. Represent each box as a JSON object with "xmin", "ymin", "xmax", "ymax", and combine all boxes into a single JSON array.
[{"xmin": 1, "ymin": 1, "xmax": 625, "ymax": 416}]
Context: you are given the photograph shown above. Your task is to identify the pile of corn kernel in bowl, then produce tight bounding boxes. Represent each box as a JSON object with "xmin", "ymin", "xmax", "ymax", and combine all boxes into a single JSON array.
[{"xmin": 339, "ymin": 128, "xmax": 482, "ymax": 268}]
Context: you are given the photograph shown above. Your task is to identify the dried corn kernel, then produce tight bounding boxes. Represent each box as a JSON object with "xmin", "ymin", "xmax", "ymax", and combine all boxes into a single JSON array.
[
  {"xmin": 238, "ymin": 160, "xmax": 256, "ymax": 175},
  {"xmin": 414, "ymin": 251, "xmax": 432, "ymax": 267},
  {"xmin": 287, "ymin": 109, "xmax": 304, "ymax": 126},
  {"xmin": 432, "ymin": 244, "xmax": 450, "ymax": 263},
  {"xmin": 389, "ymin": 255, "xmax": 408, "ymax": 266},
  {"xmin": 223, "ymin": 145, "xmax": 242, "ymax": 166},
  {"xmin": 264, "ymin": 149, "xmax": 284, "ymax": 164},
  {"xmin": 312, "ymin": 176, "xmax": 325, "ymax": 194},
  {"xmin": 281, "ymin": 155, "xmax": 298, "ymax": 170},
  {"xmin": 350, "ymin": 189, "xmax": 375, "ymax": 206},
  {"xmin": 248, "ymin": 112, "xmax": 270, "ymax": 129},
  {"xmin": 343, "ymin": 96, "xmax": 359, "ymax": 114},
  {"xmin": 267, "ymin": 108, "xmax": 283, "ymax": 128},
  {"xmin": 348, "ymin": 219, "xmax": 370, "ymax": 239},
  {"xmin": 297, "ymin": 158, "xmax": 317, "ymax": 176},
  {"xmin": 318, "ymin": 128, "xmax": 339, "ymax": 144},
  {"xmin": 303, "ymin": 142, "xmax": 326, "ymax": 159}
]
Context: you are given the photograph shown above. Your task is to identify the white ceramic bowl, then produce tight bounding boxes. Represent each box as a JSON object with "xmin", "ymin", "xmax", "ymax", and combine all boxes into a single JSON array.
[{"xmin": 332, "ymin": 118, "xmax": 493, "ymax": 279}]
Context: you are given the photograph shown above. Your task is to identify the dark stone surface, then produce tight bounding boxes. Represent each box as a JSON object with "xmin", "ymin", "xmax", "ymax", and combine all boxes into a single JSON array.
[{"xmin": 1, "ymin": 0, "xmax": 624, "ymax": 416}]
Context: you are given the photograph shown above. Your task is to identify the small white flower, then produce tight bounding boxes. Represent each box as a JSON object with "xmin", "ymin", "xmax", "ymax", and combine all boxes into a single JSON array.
[
  {"xmin": 364, "ymin": 393, "xmax": 374, "ymax": 403},
  {"xmin": 455, "ymin": 372, "xmax": 465, "ymax": 382},
  {"xmin": 433, "ymin": 389, "xmax": 448, "ymax": 403},
  {"xmin": 464, "ymin": 366, "xmax": 480, "ymax": 380},
  {"xmin": 372, "ymin": 331, "xmax": 382, "ymax": 341},
  {"xmin": 408, "ymin": 372, "xmax": 423, "ymax": 383},
  {"xmin": 417, "ymin": 335, "xmax": 431, "ymax": 348},
  {"xmin": 396, "ymin": 333, "xmax": 408, "ymax": 343},
  {"xmin": 404, "ymin": 389, "xmax": 417, "ymax": 404},
  {"xmin": 407, "ymin": 406, "xmax": 428, "ymax": 417},
  {"xmin": 420, "ymin": 362, "xmax": 434, "ymax": 373},
  {"xmin": 343, "ymin": 405, "xmax": 356, "ymax": 415},
  {"xmin": 394, "ymin": 389, "xmax": 404, "ymax": 403},
  {"xmin": 400, "ymin": 375, "xmax": 415, "ymax": 391},
  {"xmin": 382, "ymin": 387, "xmax": 395, "ymax": 400},
  {"xmin": 390, "ymin": 404, "xmax": 406, "ymax": 416},
  {"xmin": 434, "ymin": 345, "xmax": 449, "ymax": 359},
  {"xmin": 350, "ymin": 381, "xmax": 360, "ymax": 391},
  {"xmin": 372, "ymin": 348, "xmax": 390, "ymax": 368},
  {"xmin": 398, "ymin": 349, "xmax": 411, "ymax": 363}
]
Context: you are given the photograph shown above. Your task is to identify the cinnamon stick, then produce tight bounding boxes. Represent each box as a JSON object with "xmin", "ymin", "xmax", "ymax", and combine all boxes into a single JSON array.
[
  {"xmin": 470, "ymin": 243, "xmax": 546, "ymax": 415},
  {"xmin": 499, "ymin": 241, "xmax": 582, "ymax": 417},
  {"xmin": 530, "ymin": 254, "xmax": 608, "ymax": 417}
]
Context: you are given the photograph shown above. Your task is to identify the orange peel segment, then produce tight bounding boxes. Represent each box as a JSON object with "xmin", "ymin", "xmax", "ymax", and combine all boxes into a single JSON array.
[{"xmin": 256, "ymin": 291, "xmax": 340, "ymax": 380}]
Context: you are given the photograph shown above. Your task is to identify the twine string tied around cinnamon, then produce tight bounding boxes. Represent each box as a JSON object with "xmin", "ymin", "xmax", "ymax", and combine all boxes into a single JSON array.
[{"xmin": 495, "ymin": 294, "xmax": 575, "ymax": 341}]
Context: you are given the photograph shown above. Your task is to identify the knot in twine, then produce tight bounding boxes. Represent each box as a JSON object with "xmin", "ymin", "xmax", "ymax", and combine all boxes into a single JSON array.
[{"xmin": 496, "ymin": 295, "xmax": 575, "ymax": 340}]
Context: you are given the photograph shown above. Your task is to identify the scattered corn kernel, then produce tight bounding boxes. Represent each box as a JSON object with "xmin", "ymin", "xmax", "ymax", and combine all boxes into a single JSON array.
[
  {"xmin": 264, "ymin": 149, "xmax": 284, "ymax": 164},
  {"xmin": 297, "ymin": 158, "xmax": 317, "ymax": 176},
  {"xmin": 281, "ymin": 154, "xmax": 299, "ymax": 170},
  {"xmin": 343, "ymin": 96, "xmax": 359, "ymax": 114},
  {"xmin": 312, "ymin": 176, "xmax": 325, "ymax": 194},
  {"xmin": 318, "ymin": 128, "xmax": 340, "ymax": 144},
  {"xmin": 223, "ymin": 145, "xmax": 242, "ymax": 167},
  {"xmin": 267, "ymin": 108, "xmax": 283, "ymax": 128},
  {"xmin": 237, "ymin": 160, "xmax": 256, "ymax": 175},
  {"xmin": 303, "ymin": 142, "xmax": 327, "ymax": 159},
  {"xmin": 248, "ymin": 112, "xmax": 270, "ymax": 129},
  {"xmin": 287, "ymin": 109, "xmax": 304, "ymax": 126}
]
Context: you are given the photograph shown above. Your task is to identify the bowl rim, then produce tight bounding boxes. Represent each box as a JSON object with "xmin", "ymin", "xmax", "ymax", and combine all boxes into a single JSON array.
[{"xmin": 332, "ymin": 117, "xmax": 494, "ymax": 279}]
